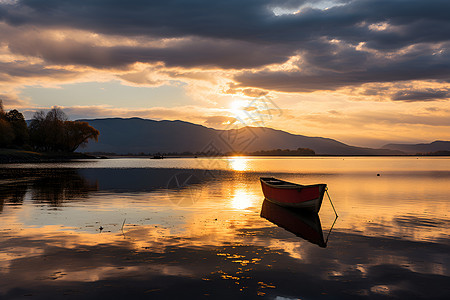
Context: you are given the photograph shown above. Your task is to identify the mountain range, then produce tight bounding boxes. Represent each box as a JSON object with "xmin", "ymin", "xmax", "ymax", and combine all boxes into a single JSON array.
[
  {"xmin": 382, "ymin": 141, "xmax": 450, "ymax": 154},
  {"xmin": 77, "ymin": 118, "xmax": 448, "ymax": 155}
]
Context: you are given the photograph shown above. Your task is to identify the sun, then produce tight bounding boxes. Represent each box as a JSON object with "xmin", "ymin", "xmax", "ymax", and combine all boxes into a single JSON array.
[
  {"xmin": 230, "ymin": 99, "xmax": 247, "ymax": 111},
  {"xmin": 229, "ymin": 99, "xmax": 249, "ymax": 120}
]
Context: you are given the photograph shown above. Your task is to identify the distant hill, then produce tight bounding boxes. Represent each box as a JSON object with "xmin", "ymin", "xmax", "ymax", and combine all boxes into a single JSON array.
[
  {"xmin": 77, "ymin": 117, "xmax": 404, "ymax": 155},
  {"xmin": 382, "ymin": 141, "xmax": 450, "ymax": 154}
]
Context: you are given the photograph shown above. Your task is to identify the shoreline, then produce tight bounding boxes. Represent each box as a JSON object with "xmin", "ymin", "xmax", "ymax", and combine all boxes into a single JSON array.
[
  {"xmin": 0, "ymin": 149, "xmax": 99, "ymax": 164},
  {"xmin": 2, "ymin": 149, "xmax": 449, "ymax": 164},
  {"xmin": 95, "ymin": 154, "xmax": 450, "ymax": 158}
]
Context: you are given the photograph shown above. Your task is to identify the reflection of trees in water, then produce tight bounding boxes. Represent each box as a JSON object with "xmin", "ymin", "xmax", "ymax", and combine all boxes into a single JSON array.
[
  {"xmin": 0, "ymin": 169, "xmax": 98, "ymax": 210},
  {"xmin": 31, "ymin": 169, "xmax": 98, "ymax": 206},
  {"xmin": 0, "ymin": 169, "xmax": 32, "ymax": 212},
  {"xmin": 0, "ymin": 182, "xmax": 28, "ymax": 212}
]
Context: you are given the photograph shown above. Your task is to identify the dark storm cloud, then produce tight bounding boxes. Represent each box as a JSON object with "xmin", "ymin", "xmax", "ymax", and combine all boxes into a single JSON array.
[
  {"xmin": 1, "ymin": 0, "xmax": 449, "ymax": 90},
  {"xmin": 0, "ymin": 0, "xmax": 288, "ymax": 39},
  {"xmin": 1, "ymin": 0, "xmax": 448, "ymax": 47},
  {"xmin": 236, "ymin": 41, "xmax": 450, "ymax": 92},
  {"xmin": 7, "ymin": 37, "xmax": 293, "ymax": 69}
]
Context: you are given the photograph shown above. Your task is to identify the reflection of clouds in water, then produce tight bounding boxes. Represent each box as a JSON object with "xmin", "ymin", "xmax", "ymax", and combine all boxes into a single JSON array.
[
  {"xmin": 0, "ymin": 223, "xmax": 449, "ymax": 299},
  {"xmin": 51, "ymin": 265, "xmax": 193, "ymax": 282},
  {"xmin": 370, "ymin": 285, "xmax": 391, "ymax": 295},
  {"xmin": 1, "ymin": 164, "xmax": 450, "ymax": 298}
]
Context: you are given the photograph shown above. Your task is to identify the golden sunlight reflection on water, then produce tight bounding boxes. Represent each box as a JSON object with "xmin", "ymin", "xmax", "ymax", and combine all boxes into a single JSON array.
[
  {"xmin": 228, "ymin": 156, "xmax": 251, "ymax": 171},
  {"xmin": 6, "ymin": 156, "xmax": 449, "ymax": 173},
  {"xmin": 0, "ymin": 157, "xmax": 449, "ymax": 299},
  {"xmin": 231, "ymin": 186, "xmax": 254, "ymax": 210}
]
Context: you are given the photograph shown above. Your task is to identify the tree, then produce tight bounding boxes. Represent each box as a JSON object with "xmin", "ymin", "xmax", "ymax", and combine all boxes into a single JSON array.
[
  {"xmin": 0, "ymin": 100, "xmax": 14, "ymax": 147},
  {"xmin": 5, "ymin": 109, "xmax": 28, "ymax": 146},
  {"xmin": 29, "ymin": 111, "xmax": 47, "ymax": 151},
  {"xmin": 44, "ymin": 107, "xmax": 67, "ymax": 151},
  {"xmin": 28, "ymin": 107, "xmax": 99, "ymax": 152},
  {"xmin": 29, "ymin": 107, "xmax": 67, "ymax": 151},
  {"xmin": 0, "ymin": 119, "xmax": 14, "ymax": 147},
  {"xmin": 63, "ymin": 121, "xmax": 99, "ymax": 152}
]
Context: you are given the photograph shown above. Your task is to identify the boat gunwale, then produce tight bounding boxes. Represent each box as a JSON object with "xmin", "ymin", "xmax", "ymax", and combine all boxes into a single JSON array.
[{"xmin": 260, "ymin": 177, "xmax": 326, "ymax": 190}]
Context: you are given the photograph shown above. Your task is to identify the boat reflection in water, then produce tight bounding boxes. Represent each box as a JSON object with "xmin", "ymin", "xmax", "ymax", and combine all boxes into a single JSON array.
[{"xmin": 260, "ymin": 199, "xmax": 336, "ymax": 248}]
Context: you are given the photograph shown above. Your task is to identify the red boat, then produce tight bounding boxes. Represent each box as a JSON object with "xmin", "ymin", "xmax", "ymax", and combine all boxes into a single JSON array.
[
  {"xmin": 260, "ymin": 177, "xmax": 327, "ymax": 213},
  {"xmin": 260, "ymin": 199, "xmax": 326, "ymax": 247}
]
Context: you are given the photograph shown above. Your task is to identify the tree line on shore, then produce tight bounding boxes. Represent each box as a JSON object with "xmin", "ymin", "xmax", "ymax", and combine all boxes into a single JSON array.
[
  {"xmin": 0, "ymin": 100, "xmax": 99, "ymax": 152},
  {"xmin": 244, "ymin": 148, "xmax": 316, "ymax": 156},
  {"xmin": 86, "ymin": 148, "xmax": 316, "ymax": 157}
]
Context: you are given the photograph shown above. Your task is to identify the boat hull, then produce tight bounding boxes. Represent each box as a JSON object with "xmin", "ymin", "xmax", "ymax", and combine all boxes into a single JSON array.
[{"xmin": 260, "ymin": 177, "xmax": 326, "ymax": 213}]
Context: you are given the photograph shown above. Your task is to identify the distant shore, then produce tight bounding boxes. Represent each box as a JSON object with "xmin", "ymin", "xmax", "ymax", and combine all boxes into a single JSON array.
[
  {"xmin": 2, "ymin": 149, "xmax": 449, "ymax": 164},
  {"xmin": 0, "ymin": 149, "xmax": 99, "ymax": 164},
  {"xmin": 85, "ymin": 153, "xmax": 450, "ymax": 159}
]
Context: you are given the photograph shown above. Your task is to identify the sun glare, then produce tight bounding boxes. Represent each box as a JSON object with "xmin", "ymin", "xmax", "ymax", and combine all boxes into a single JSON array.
[
  {"xmin": 231, "ymin": 187, "xmax": 253, "ymax": 210},
  {"xmin": 228, "ymin": 99, "xmax": 250, "ymax": 123},
  {"xmin": 228, "ymin": 157, "xmax": 250, "ymax": 172},
  {"xmin": 230, "ymin": 99, "xmax": 248, "ymax": 112}
]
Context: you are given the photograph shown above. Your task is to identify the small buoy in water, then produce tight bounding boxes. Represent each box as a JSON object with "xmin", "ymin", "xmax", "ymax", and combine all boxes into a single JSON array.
[{"xmin": 377, "ymin": 174, "xmax": 380, "ymax": 176}]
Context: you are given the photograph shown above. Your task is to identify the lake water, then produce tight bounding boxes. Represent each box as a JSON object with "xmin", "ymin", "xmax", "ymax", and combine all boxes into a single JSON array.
[{"xmin": 0, "ymin": 157, "xmax": 449, "ymax": 299}]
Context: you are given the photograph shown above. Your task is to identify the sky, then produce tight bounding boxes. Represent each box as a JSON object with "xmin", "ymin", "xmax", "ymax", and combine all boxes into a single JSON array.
[{"xmin": 0, "ymin": 0, "xmax": 449, "ymax": 147}]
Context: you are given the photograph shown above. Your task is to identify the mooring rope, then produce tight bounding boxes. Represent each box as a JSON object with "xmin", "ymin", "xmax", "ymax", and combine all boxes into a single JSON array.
[
  {"xmin": 325, "ymin": 187, "xmax": 338, "ymax": 217},
  {"xmin": 324, "ymin": 214, "xmax": 338, "ymax": 245},
  {"xmin": 324, "ymin": 187, "xmax": 338, "ymax": 245}
]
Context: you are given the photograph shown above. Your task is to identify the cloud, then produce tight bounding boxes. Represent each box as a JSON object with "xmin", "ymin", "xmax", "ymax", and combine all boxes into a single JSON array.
[
  {"xmin": 0, "ymin": 0, "xmax": 287, "ymax": 39},
  {"xmin": 425, "ymin": 106, "xmax": 450, "ymax": 113},
  {"xmin": 0, "ymin": 61, "xmax": 77, "ymax": 81},
  {"xmin": 0, "ymin": 0, "xmax": 449, "ymax": 113},
  {"xmin": 304, "ymin": 110, "xmax": 450, "ymax": 127},
  {"xmin": 235, "ymin": 41, "xmax": 450, "ymax": 92},
  {"xmin": 0, "ymin": 93, "xmax": 27, "ymax": 107},
  {"xmin": 6, "ymin": 32, "xmax": 293, "ymax": 69},
  {"xmin": 204, "ymin": 116, "xmax": 238, "ymax": 126},
  {"xmin": 223, "ymin": 84, "xmax": 269, "ymax": 97},
  {"xmin": 0, "ymin": 1, "xmax": 449, "ymax": 76},
  {"xmin": 1, "ymin": 0, "xmax": 449, "ymax": 48},
  {"xmin": 391, "ymin": 89, "xmax": 450, "ymax": 102}
]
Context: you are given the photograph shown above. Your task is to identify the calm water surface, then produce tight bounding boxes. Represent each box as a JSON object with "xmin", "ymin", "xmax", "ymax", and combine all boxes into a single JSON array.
[{"xmin": 0, "ymin": 157, "xmax": 449, "ymax": 299}]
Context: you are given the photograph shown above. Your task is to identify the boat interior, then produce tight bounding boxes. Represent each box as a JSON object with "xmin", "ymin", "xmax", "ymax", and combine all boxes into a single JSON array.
[{"xmin": 261, "ymin": 177, "xmax": 301, "ymax": 187}]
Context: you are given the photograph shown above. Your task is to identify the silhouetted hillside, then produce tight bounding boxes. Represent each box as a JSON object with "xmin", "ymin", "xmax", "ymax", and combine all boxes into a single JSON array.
[
  {"xmin": 78, "ymin": 118, "xmax": 218, "ymax": 154},
  {"xmin": 382, "ymin": 141, "xmax": 450, "ymax": 154},
  {"xmin": 221, "ymin": 127, "xmax": 403, "ymax": 155},
  {"xmin": 78, "ymin": 117, "xmax": 404, "ymax": 155}
]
